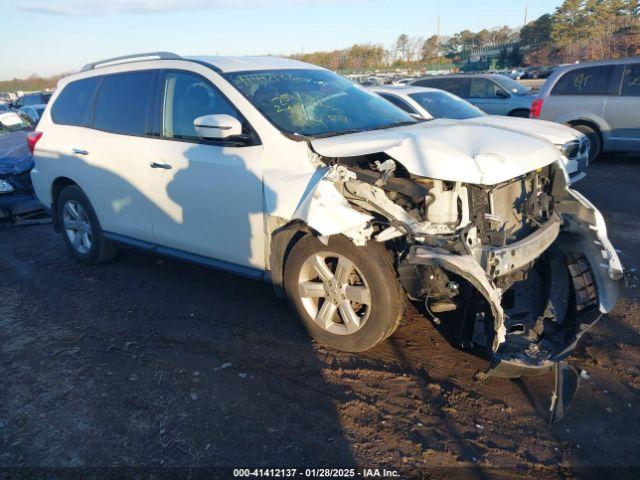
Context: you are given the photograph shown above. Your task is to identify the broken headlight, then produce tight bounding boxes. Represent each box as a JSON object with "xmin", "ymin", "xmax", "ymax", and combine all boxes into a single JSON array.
[{"xmin": 0, "ymin": 179, "xmax": 14, "ymax": 194}]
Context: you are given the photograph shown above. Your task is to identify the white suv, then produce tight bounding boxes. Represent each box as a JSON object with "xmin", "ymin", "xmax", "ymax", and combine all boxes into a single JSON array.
[{"xmin": 31, "ymin": 52, "xmax": 623, "ymax": 380}]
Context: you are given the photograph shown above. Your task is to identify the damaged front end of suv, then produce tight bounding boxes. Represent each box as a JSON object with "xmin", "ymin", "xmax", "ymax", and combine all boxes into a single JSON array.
[{"xmin": 291, "ymin": 123, "xmax": 622, "ymax": 386}]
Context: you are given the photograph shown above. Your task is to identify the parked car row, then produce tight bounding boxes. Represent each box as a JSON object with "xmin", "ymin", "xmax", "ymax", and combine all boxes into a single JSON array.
[
  {"xmin": 404, "ymin": 57, "xmax": 640, "ymax": 162},
  {"xmin": 27, "ymin": 52, "xmax": 622, "ymax": 395},
  {"xmin": 369, "ymin": 85, "xmax": 590, "ymax": 183},
  {"xmin": 0, "ymin": 91, "xmax": 52, "ymax": 125}
]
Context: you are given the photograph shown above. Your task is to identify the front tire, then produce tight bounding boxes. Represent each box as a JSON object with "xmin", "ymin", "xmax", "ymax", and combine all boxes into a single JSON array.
[
  {"xmin": 57, "ymin": 185, "xmax": 118, "ymax": 264},
  {"xmin": 284, "ymin": 235, "xmax": 404, "ymax": 352}
]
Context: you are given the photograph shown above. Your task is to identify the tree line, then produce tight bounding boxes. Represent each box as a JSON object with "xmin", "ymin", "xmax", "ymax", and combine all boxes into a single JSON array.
[
  {"xmin": 2, "ymin": 0, "xmax": 639, "ymax": 92},
  {"xmin": 291, "ymin": 0, "xmax": 639, "ymax": 71}
]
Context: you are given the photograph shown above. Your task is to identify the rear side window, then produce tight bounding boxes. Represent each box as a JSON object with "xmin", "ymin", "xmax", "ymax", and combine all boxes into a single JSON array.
[
  {"xmin": 621, "ymin": 64, "xmax": 640, "ymax": 96},
  {"xmin": 551, "ymin": 66, "xmax": 614, "ymax": 95},
  {"xmin": 51, "ymin": 77, "xmax": 100, "ymax": 126},
  {"xmin": 415, "ymin": 78, "xmax": 471, "ymax": 98},
  {"xmin": 94, "ymin": 71, "xmax": 155, "ymax": 136}
]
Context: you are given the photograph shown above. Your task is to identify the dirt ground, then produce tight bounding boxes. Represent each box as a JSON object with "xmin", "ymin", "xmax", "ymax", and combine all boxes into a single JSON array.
[{"xmin": 1, "ymin": 155, "xmax": 639, "ymax": 479}]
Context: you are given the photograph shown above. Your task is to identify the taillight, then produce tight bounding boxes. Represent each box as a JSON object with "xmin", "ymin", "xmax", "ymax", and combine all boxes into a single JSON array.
[
  {"xmin": 530, "ymin": 98, "xmax": 543, "ymax": 119},
  {"xmin": 27, "ymin": 131, "xmax": 43, "ymax": 154}
]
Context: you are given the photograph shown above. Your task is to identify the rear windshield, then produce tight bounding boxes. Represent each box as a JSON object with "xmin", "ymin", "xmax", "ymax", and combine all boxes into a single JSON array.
[
  {"xmin": 408, "ymin": 91, "xmax": 485, "ymax": 119},
  {"xmin": 0, "ymin": 112, "xmax": 32, "ymax": 137}
]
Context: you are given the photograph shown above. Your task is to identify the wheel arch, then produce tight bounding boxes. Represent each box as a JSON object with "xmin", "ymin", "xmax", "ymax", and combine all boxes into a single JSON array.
[
  {"xmin": 268, "ymin": 220, "xmax": 313, "ymax": 298},
  {"xmin": 51, "ymin": 177, "xmax": 80, "ymax": 232},
  {"xmin": 566, "ymin": 118, "xmax": 603, "ymax": 140}
]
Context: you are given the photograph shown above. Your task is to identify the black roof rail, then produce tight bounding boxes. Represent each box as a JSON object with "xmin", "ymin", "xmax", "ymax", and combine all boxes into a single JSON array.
[{"xmin": 80, "ymin": 52, "xmax": 182, "ymax": 72}]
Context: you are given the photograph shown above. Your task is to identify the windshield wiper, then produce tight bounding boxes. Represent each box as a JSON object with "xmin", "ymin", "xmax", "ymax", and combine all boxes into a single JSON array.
[
  {"xmin": 372, "ymin": 120, "xmax": 422, "ymax": 131},
  {"xmin": 310, "ymin": 128, "xmax": 367, "ymax": 139}
]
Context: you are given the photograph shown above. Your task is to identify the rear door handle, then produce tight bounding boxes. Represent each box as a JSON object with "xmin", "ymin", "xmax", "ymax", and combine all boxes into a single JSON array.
[
  {"xmin": 72, "ymin": 148, "xmax": 89, "ymax": 155},
  {"xmin": 150, "ymin": 162, "xmax": 172, "ymax": 170}
]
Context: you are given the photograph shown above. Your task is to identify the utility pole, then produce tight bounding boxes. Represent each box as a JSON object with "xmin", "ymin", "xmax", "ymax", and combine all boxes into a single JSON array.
[
  {"xmin": 437, "ymin": 15, "xmax": 440, "ymax": 38},
  {"xmin": 523, "ymin": 3, "xmax": 528, "ymax": 26}
]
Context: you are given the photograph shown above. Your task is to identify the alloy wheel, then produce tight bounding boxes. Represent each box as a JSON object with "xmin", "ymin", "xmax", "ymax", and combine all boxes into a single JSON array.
[
  {"xmin": 62, "ymin": 200, "xmax": 92, "ymax": 254},
  {"xmin": 297, "ymin": 252, "xmax": 371, "ymax": 335}
]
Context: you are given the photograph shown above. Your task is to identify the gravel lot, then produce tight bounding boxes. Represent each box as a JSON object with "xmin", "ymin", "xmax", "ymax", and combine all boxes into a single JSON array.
[{"xmin": 1, "ymin": 154, "xmax": 639, "ymax": 479}]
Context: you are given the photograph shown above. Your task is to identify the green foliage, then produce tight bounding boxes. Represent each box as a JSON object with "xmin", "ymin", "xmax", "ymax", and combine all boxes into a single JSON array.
[
  {"xmin": 520, "ymin": 13, "xmax": 553, "ymax": 46},
  {"xmin": 0, "ymin": 73, "xmax": 67, "ymax": 93},
  {"xmin": 291, "ymin": 44, "xmax": 386, "ymax": 71},
  {"xmin": 521, "ymin": 0, "xmax": 639, "ymax": 64}
]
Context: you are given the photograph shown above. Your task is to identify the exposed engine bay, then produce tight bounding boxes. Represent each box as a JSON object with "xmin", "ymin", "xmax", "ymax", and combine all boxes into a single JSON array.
[{"xmin": 292, "ymin": 147, "xmax": 623, "ymax": 386}]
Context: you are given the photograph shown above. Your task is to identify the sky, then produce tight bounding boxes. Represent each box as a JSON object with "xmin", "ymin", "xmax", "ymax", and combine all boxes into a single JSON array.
[{"xmin": 0, "ymin": 0, "xmax": 563, "ymax": 80}]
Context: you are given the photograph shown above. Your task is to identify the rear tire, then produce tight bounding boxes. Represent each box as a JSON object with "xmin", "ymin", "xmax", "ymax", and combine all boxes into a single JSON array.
[
  {"xmin": 57, "ymin": 185, "xmax": 118, "ymax": 264},
  {"xmin": 284, "ymin": 235, "xmax": 404, "ymax": 352},
  {"xmin": 572, "ymin": 124, "xmax": 602, "ymax": 161}
]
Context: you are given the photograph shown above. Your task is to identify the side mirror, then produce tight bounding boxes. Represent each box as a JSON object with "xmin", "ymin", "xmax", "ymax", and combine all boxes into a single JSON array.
[
  {"xmin": 193, "ymin": 114, "xmax": 242, "ymax": 141},
  {"xmin": 496, "ymin": 90, "xmax": 510, "ymax": 99}
]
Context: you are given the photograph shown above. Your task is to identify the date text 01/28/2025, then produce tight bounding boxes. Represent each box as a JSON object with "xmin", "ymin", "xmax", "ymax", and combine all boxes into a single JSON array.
[{"xmin": 232, "ymin": 468, "xmax": 400, "ymax": 478}]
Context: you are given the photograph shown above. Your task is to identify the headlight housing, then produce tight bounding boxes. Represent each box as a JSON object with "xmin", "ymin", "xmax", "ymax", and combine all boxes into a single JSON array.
[
  {"xmin": 561, "ymin": 140, "xmax": 580, "ymax": 160},
  {"xmin": 0, "ymin": 179, "xmax": 14, "ymax": 194}
]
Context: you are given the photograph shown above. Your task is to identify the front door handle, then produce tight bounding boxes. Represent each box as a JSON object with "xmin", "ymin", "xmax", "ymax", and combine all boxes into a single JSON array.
[
  {"xmin": 72, "ymin": 148, "xmax": 89, "ymax": 155},
  {"xmin": 150, "ymin": 162, "xmax": 172, "ymax": 170}
]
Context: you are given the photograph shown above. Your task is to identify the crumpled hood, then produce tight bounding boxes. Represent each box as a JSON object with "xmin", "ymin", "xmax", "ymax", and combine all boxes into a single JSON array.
[
  {"xmin": 311, "ymin": 120, "xmax": 562, "ymax": 185},
  {"xmin": 0, "ymin": 131, "xmax": 33, "ymax": 176},
  {"xmin": 463, "ymin": 115, "xmax": 582, "ymax": 146}
]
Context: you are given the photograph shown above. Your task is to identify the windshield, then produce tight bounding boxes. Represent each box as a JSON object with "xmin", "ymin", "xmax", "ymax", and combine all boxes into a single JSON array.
[
  {"xmin": 225, "ymin": 69, "xmax": 418, "ymax": 137},
  {"xmin": 0, "ymin": 112, "xmax": 32, "ymax": 137},
  {"xmin": 494, "ymin": 75, "xmax": 531, "ymax": 95},
  {"xmin": 408, "ymin": 91, "xmax": 485, "ymax": 120}
]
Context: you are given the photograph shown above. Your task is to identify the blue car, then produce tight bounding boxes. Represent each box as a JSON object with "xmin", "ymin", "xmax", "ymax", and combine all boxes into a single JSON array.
[
  {"xmin": 410, "ymin": 74, "xmax": 536, "ymax": 117},
  {"xmin": 0, "ymin": 112, "xmax": 42, "ymax": 221}
]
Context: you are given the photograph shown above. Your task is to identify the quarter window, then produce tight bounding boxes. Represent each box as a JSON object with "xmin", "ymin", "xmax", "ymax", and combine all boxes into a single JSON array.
[
  {"xmin": 94, "ymin": 71, "xmax": 156, "ymax": 136},
  {"xmin": 51, "ymin": 77, "xmax": 100, "ymax": 126},
  {"xmin": 621, "ymin": 64, "xmax": 640, "ymax": 96},
  {"xmin": 161, "ymin": 71, "xmax": 238, "ymax": 141},
  {"xmin": 551, "ymin": 66, "xmax": 614, "ymax": 95}
]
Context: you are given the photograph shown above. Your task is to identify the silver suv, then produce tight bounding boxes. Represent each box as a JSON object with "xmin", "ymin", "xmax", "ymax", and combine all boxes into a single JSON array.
[
  {"xmin": 532, "ymin": 57, "xmax": 640, "ymax": 160},
  {"xmin": 410, "ymin": 74, "xmax": 537, "ymax": 117}
]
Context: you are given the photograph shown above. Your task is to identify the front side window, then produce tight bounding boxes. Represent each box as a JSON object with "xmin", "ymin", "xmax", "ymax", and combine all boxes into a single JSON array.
[
  {"xmin": 51, "ymin": 77, "xmax": 100, "ymax": 127},
  {"xmin": 494, "ymin": 75, "xmax": 531, "ymax": 95},
  {"xmin": 225, "ymin": 69, "xmax": 417, "ymax": 137},
  {"xmin": 621, "ymin": 64, "xmax": 640, "ymax": 96},
  {"xmin": 162, "ymin": 71, "xmax": 239, "ymax": 141},
  {"xmin": 408, "ymin": 91, "xmax": 485, "ymax": 120},
  {"xmin": 94, "ymin": 71, "xmax": 155, "ymax": 136},
  {"xmin": 469, "ymin": 78, "xmax": 504, "ymax": 98},
  {"xmin": 551, "ymin": 66, "xmax": 614, "ymax": 95}
]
